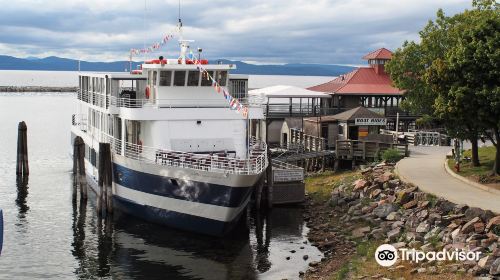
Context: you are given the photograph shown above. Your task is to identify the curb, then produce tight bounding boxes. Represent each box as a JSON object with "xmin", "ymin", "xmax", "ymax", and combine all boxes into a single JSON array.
[{"xmin": 443, "ymin": 158, "xmax": 500, "ymax": 196}]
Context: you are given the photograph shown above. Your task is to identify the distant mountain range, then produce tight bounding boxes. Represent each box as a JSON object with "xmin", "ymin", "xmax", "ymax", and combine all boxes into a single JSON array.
[{"xmin": 0, "ymin": 55, "xmax": 354, "ymax": 76}]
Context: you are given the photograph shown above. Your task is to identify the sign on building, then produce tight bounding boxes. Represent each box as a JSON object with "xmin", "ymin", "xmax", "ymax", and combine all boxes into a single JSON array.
[{"xmin": 355, "ymin": 118, "xmax": 387, "ymax": 126}]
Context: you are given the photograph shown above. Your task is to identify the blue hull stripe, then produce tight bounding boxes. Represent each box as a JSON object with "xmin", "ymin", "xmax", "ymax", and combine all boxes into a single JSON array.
[
  {"xmin": 113, "ymin": 163, "xmax": 253, "ymax": 208},
  {"xmin": 0, "ymin": 209, "xmax": 3, "ymax": 255},
  {"xmin": 113, "ymin": 196, "xmax": 241, "ymax": 236}
]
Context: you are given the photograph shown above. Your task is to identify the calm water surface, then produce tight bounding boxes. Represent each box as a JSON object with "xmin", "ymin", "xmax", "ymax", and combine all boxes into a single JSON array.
[{"xmin": 0, "ymin": 93, "xmax": 322, "ymax": 279}]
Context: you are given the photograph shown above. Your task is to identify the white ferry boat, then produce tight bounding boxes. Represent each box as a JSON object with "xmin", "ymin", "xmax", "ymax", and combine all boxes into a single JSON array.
[{"xmin": 70, "ymin": 35, "xmax": 268, "ymax": 236}]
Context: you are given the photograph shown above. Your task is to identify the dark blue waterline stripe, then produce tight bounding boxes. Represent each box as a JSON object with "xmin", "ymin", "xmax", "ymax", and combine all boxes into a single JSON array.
[
  {"xmin": 0, "ymin": 209, "xmax": 3, "ymax": 255},
  {"xmin": 113, "ymin": 196, "xmax": 241, "ymax": 236},
  {"xmin": 113, "ymin": 163, "xmax": 253, "ymax": 208}
]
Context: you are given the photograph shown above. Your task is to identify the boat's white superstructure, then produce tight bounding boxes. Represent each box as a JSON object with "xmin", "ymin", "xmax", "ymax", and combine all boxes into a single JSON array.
[{"xmin": 71, "ymin": 38, "xmax": 267, "ymax": 235}]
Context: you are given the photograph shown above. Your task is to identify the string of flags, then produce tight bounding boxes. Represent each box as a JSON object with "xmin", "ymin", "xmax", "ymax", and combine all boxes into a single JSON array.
[
  {"xmin": 188, "ymin": 50, "xmax": 249, "ymax": 118},
  {"xmin": 129, "ymin": 31, "xmax": 177, "ymax": 57}
]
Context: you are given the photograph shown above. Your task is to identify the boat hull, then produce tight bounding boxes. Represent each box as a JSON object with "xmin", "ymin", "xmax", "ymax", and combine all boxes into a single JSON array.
[{"xmin": 87, "ymin": 154, "xmax": 262, "ymax": 236}]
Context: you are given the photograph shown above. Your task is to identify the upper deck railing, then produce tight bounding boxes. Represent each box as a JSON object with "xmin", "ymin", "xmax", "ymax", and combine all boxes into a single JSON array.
[
  {"xmin": 72, "ymin": 115, "xmax": 268, "ymax": 175},
  {"xmin": 77, "ymin": 89, "xmax": 264, "ymax": 110}
]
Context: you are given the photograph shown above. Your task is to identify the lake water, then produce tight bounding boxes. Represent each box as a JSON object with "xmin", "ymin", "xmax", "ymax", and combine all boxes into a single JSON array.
[{"xmin": 0, "ymin": 70, "xmax": 324, "ymax": 280}]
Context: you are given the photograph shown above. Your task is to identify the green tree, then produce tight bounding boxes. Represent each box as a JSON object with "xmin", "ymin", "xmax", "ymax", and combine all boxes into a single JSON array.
[
  {"xmin": 386, "ymin": 1, "xmax": 499, "ymax": 168},
  {"xmin": 428, "ymin": 2, "xmax": 500, "ymax": 174}
]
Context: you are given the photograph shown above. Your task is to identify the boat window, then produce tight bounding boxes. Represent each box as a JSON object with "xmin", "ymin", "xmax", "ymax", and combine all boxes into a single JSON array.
[
  {"xmin": 216, "ymin": 71, "xmax": 227, "ymax": 86},
  {"xmin": 152, "ymin": 71, "xmax": 158, "ymax": 86},
  {"xmin": 173, "ymin": 71, "xmax": 186, "ymax": 86},
  {"xmin": 187, "ymin": 71, "xmax": 200, "ymax": 86},
  {"xmin": 159, "ymin": 71, "xmax": 172, "ymax": 86},
  {"xmin": 201, "ymin": 71, "xmax": 214, "ymax": 86}
]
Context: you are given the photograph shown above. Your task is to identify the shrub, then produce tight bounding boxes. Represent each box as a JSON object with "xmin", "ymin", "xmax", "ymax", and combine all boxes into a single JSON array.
[{"xmin": 382, "ymin": 148, "xmax": 403, "ymax": 163}]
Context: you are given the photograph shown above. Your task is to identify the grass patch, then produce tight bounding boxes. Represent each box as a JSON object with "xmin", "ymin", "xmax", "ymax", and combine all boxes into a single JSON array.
[
  {"xmin": 305, "ymin": 170, "xmax": 361, "ymax": 203},
  {"xmin": 334, "ymin": 263, "xmax": 350, "ymax": 280},
  {"xmin": 427, "ymin": 193, "xmax": 438, "ymax": 207},
  {"xmin": 447, "ymin": 146, "xmax": 500, "ymax": 185}
]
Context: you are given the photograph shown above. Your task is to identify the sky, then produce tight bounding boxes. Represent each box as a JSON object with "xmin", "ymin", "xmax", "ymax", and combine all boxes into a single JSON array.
[{"xmin": 0, "ymin": 0, "xmax": 472, "ymax": 64}]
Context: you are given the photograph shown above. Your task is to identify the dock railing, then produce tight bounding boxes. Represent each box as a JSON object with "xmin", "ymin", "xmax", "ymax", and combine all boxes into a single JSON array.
[
  {"xmin": 289, "ymin": 128, "xmax": 326, "ymax": 152},
  {"xmin": 336, "ymin": 140, "xmax": 409, "ymax": 160}
]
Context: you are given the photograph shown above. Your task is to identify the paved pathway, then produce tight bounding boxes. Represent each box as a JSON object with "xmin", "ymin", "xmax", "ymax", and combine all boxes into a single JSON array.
[{"xmin": 396, "ymin": 146, "xmax": 500, "ymax": 214}]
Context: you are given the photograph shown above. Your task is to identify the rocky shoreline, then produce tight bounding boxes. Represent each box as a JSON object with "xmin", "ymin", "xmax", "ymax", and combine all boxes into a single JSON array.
[
  {"xmin": 0, "ymin": 86, "xmax": 77, "ymax": 92},
  {"xmin": 303, "ymin": 163, "xmax": 500, "ymax": 279}
]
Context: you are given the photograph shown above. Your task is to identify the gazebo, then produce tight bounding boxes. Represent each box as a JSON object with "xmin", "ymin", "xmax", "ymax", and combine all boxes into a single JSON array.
[{"xmin": 308, "ymin": 48, "xmax": 405, "ymax": 114}]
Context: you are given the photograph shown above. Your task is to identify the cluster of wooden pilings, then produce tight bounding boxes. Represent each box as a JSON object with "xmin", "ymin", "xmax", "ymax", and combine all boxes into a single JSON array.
[{"xmin": 72, "ymin": 137, "xmax": 113, "ymax": 216}]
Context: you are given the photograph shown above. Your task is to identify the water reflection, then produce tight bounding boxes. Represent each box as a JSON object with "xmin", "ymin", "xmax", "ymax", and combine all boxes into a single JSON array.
[
  {"xmin": 69, "ymin": 184, "xmax": 321, "ymax": 280},
  {"xmin": 15, "ymin": 176, "xmax": 29, "ymax": 217},
  {"xmin": 254, "ymin": 211, "xmax": 272, "ymax": 273}
]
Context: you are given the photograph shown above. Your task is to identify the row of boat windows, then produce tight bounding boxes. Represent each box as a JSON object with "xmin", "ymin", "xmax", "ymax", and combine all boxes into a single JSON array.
[{"xmin": 148, "ymin": 70, "xmax": 228, "ymax": 87}]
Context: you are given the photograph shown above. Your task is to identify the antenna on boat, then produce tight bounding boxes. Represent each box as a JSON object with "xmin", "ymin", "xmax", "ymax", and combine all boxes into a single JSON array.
[
  {"xmin": 143, "ymin": 0, "xmax": 147, "ymax": 62},
  {"xmin": 177, "ymin": 0, "xmax": 193, "ymax": 64}
]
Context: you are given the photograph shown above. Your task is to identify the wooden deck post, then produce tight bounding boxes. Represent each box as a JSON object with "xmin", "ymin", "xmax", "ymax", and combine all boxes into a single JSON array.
[{"xmin": 16, "ymin": 121, "xmax": 29, "ymax": 177}]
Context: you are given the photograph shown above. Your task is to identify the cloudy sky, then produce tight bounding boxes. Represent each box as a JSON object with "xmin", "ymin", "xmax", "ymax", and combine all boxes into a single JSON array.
[{"xmin": 0, "ymin": 0, "xmax": 471, "ymax": 64}]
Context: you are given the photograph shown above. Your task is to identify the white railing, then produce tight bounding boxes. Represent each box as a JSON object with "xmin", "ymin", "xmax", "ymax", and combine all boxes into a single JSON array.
[
  {"xmin": 71, "ymin": 116, "xmax": 268, "ymax": 175},
  {"xmin": 77, "ymin": 90, "xmax": 264, "ymax": 109}
]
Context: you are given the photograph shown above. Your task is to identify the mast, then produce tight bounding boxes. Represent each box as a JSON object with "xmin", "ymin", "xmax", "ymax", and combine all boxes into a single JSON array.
[{"xmin": 177, "ymin": 0, "xmax": 193, "ymax": 65}]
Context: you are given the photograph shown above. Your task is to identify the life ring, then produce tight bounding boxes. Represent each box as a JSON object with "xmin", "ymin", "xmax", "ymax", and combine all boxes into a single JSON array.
[
  {"xmin": 145, "ymin": 86, "xmax": 150, "ymax": 99},
  {"xmin": 138, "ymin": 140, "xmax": 143, "ymax": 153}
]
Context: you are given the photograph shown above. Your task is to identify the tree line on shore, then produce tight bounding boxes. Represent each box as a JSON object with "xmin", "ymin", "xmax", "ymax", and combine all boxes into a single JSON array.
[{"xmin": 386, "ymin": 0, "xmax": 500, "ymax": 175}]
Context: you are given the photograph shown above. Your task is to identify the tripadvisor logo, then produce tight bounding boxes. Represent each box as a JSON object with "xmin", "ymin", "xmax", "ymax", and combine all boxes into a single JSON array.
[
  {"xmin": 375, "ymin": 244, "xmax": 398, "ymax": 267},
  {"xmin": 374, "ymin": 244, "xmax": 482, "ymax": 267}
]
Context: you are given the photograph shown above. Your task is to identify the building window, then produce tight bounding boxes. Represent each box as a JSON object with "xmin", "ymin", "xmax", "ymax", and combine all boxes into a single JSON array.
[
  {"xmin": 187, "ymin": 71, "xmax": 200, "ymax": 86},
  {"xmin": 201, "ymin": 71, "xmax": 214, "ymax": 86},
  {"xmin": 173, "ymin": 71, "xmax": 186, "ymax": 86},
  {"xmin": 338, "ymin": 124, "xmax": 344, "ymax": 135},
  {"xmin": 216, "ymin": 71, "xmax": 227, "ymax": 86},
  {"xmin": 159, "ymin": 71, "xmax": 172, "ymax": 86}
]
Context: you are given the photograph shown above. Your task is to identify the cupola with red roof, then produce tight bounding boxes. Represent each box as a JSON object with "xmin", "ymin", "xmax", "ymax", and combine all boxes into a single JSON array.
[{"xmin": 363, "ymin": 48, "xmax": 392, "ymax": 75}]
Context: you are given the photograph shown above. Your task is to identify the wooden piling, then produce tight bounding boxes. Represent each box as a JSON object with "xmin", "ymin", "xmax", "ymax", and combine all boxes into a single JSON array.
[
  {"xmin": 266, "ymin": 150, "xmax": 273, "ymax": 209},
  {"xmin": 73, "ymin": 137, "xmax": 87, "ymax": 199},
  {"xmin": 16, "ymin": 121, "xmax": 29, "ymax": 177},
  {"xmin": 255, "ymin": 175, "xmax": 265, "ymax": 210},
  {"xmin": 98, "ymin": 143, "xmax": 113, "ymax": 215}
]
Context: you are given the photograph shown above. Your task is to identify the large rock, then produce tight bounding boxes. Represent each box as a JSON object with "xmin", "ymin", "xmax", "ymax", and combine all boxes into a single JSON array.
[
  {"xmin": 352, "ymin": 226, "xmax": 371, "ymax": 238},
  {"xmin": 490, "ymin": 257, "xmax": 500, "ymax": 275},
  {"xmin": 478, "ymin": 255, "xmax": 495, "ymax": 269},
  {"xmin": 353, "ymin": 179, "xmax": 368, "ymax": 191},
  {"xmin": 461, "ymin": 217, "xmax": 481, "ymax": 234},
  {"xmin": 436, "ymin": 199, "xmax": 456, "ymax": 214},
  {"xmin": 416, "ymin": 222, "xmax": 431, "ymax": 233},
  {"xmin": 396, "ymin": 190, "xmax": 414, "ymax": 205},
  {"xmin": 386, "ymin": 212, "xmax": 401, "ymax": 221},
  {"xmin": 403, "ymin": 200, "xmax": 418, "ymax": 209},
  {"xmin": 464, "ymin": 207, "xmax": 494, "ymax": 221},
  {"xmin": 387, "ymin": 227, "xmax": 402, "ymax": 242},
  {"xmin": 486, "ymin": 216, "xmax": 500, "ymax": 231},
  {"xmin": 372, "ymin": 203, "xmax": 398, "ymax": 219},
  {"xmin": 379, "ymin": 171, "xmax": 394, "ymax": 183}
]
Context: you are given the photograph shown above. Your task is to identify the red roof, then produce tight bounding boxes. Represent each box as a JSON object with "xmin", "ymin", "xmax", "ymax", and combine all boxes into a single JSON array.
[
  {"xmin": 308, "ymin": 67, "xmax": 403, "ymax": 95},
  {"xmin": 362, "ymin": 48, "xmax": 393, "ymax": 60}
]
